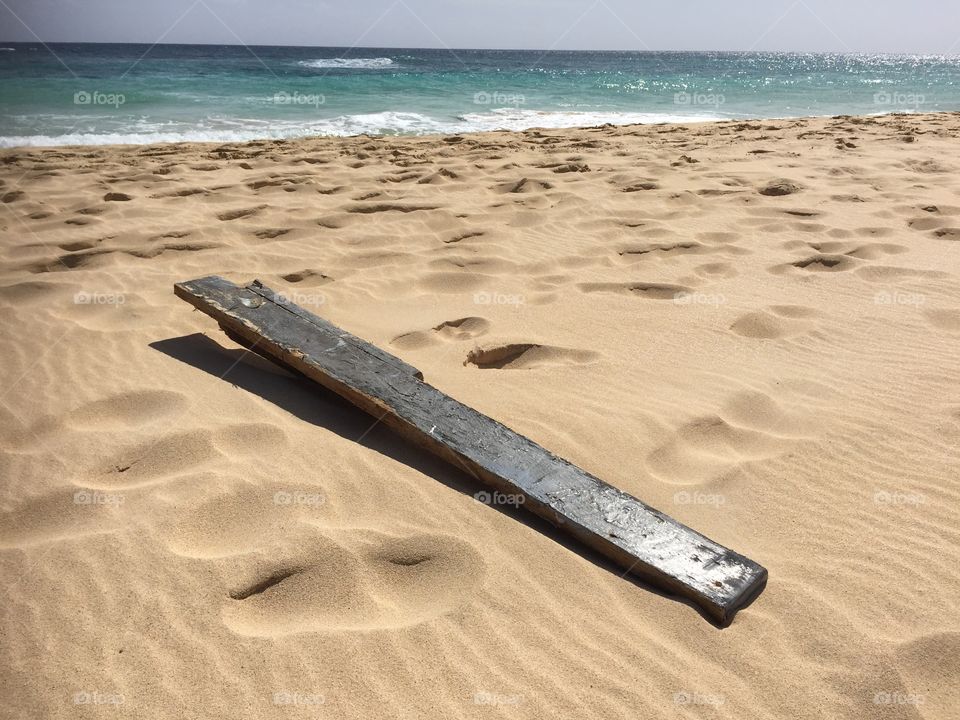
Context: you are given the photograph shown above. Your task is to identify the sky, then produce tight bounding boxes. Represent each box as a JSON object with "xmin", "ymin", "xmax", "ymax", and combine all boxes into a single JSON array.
[{"xmin": 1, "ymin": 0, "xmax": 958, "ymax": 54}]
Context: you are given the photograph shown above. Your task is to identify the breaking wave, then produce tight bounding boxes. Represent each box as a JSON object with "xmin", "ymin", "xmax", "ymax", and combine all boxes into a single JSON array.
[{"xmin": 297, "ymin": 57, "xmax": 395, "ymax": 70}]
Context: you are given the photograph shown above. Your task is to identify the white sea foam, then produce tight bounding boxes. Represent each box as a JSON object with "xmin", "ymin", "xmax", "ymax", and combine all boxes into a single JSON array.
[
  {"xmin": 456, "ymin": 107, "xmax": 727, "ymax": 132},
  {"xmin": 297, "ymin": 57, "xmax": 395, "ymax": 69},
  {"xmin": 0, "ymin": 108, "xmax": 732, "ymax": 148}
]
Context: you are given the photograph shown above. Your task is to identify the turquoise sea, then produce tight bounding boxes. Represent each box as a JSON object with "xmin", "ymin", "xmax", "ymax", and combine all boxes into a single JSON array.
[{"xmin": 1, "ymin": 43, "xmax": 959, "ymax": 147}]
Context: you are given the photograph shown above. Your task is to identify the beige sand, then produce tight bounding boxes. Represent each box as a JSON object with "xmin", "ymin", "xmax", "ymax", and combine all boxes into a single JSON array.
[{"xmin": 1, "ymin": 113, "xmax": 959, "ymax": 719}]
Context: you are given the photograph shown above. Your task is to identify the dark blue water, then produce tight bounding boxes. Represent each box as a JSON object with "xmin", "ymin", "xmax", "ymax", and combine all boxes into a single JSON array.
[{"xmin": 1, "ymin": 43, "xmax": 958, "ymax": 146}]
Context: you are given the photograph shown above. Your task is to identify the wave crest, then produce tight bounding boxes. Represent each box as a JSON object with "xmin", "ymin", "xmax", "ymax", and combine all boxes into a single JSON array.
[{"xmin": 298, "ymin": 57, "xmax": 394, "ymax": 70}]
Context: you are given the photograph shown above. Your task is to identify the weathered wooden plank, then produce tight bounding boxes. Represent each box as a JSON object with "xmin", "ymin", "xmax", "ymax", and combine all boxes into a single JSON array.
[
  {"xmin": 217, "ymin": 278, "xmax": 422, "ymax": 380},
  {"xmin": 175, "ymin": 275, "xmax": 767, "ymax": 623}
]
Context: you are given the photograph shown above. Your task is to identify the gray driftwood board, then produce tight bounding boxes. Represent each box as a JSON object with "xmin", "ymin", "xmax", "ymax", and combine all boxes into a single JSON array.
[{"xmin": 175, "ymin": 276, "xmax": 767, "ymax": 623}]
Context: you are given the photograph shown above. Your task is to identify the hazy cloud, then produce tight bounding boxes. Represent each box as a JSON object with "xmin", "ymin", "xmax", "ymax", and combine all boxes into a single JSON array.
[{"xmin": 0, "ymin": 0, "xmax": 957, "ymax": 53}]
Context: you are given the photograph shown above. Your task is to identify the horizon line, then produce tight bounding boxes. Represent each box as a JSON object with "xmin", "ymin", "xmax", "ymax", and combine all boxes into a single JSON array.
[{"xmin": 0, "ymin": 41, "xmax": 955, "ymax": 56}]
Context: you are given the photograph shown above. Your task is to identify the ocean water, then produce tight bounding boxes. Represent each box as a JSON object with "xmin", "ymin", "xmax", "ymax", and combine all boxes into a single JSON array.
[{"xmin": 1, "ymin": 43, "xmax": 959, "ymax": 147}]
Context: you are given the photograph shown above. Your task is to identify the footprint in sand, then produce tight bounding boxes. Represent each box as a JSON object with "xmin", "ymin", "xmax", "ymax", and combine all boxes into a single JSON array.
[
  {"xmin": 345, "ymin": 202, "xmax": 440, "ymax": 214},
  {"xmin": 0, "ymin": 280, "xmax": 63, "ymax": 306},
  {"xmin": 924, "ymin": 309, "xmax": 960, "ymax": 332},
  {"xmin": 150, "ymin": 187, "xmax": 209, "ymax": 199},
  {"xmin": 729, "ymin": 305, "xmax": 820, "ymax": 340},
  {"xmin": 390, "ymin": 317, "xmax": 490, "ymax": 350},
  {"xmin": 892, "ymin": 632, "xmax": 960, "ymax": 719},
  {"xmin": 444, "ymin": 229, "xmax": 486, "ymax": 244},
  {"xmin": 617, "ymin": 242, "xmax": 710, "ymax": 260},
  {"xmin": 805, "ymin": 241, "xmax": 908, "ymax": 260},
  {"xmin": 464, "ymin": 343, "xmax": 599, "ymax": 370},
  {"xmin": 932, "ymin": 227, "xmax": 960, "ymax": 240},
  {"xmin": 491, "ymin": 177, "xmax": 553, "ymax": 194},
  {"xmin": 427, "ymin": 255, "xmax": 514, "ymax": 274},
  {"xmin": 908, "ymin": 216, "xmax": 946, "ymax": 232},
  {"xmin": 84, "ymin": 430, "xmax": 221, "ymax": 489},
  {"xmin": 415, "ymin": 271, "xmax": 493, "ymax": 294},
  {"xmin": 65, "ymin": 390, "xmax": 188, "ymax": 430},
  {"xmin": 157, "ymin": 480, "xmax": 328, "ymax": 559},
  {"xmin": 693, "ymin": 262, "xmax": 738, "ymax": 279},
  {"xmin": 851, "ymin": 226, "xmax": 895, "ymax": 238},
  {"xmin": 769, "ymin": 254, "xmax": 860, "ymax": 274},
  {"xmin": 2, "ymin": 389, "xmax": 188, "ymax": 449},
  {"xmin": 253, "ymin": 227, "xmax": 293, "ymax": 240},
  {"xmin": 788, "ymin": 222, "xmax": 831, "ymax": 234},
  {"xmin": 646, "ymin": 390, "xmax": 809, "ymax": 485},
  {"xmin": 417, "ymin": 167, "xmax": 461, "ymax": 184},
  {"xmin": 216, "ymin": 204, "xmax": 266, "ymax": 221},
  {"xmin": 221, "ymin": 532, "xmax": 485, "ymax": 636},
  {"xmin": 315, "ymin": 212, "xmax": 355, "ymax": 229},
  {"xmin": 25, "ymin": 248, "xmax": 112, "ymax": 273},
  {"xmin": 0, "ymin": 488, "xmax": 125, "ymax": 549},
  {"xmin": 279, "ymin": 268, "xmax": 331, "ymax": 284},
  {"xmin": 576, "ymin": 281, "xmax": 692, "ymax": 300},
  {"xmin": 81, "ymin": 423, "xmax": 287, "ymax": 489}
]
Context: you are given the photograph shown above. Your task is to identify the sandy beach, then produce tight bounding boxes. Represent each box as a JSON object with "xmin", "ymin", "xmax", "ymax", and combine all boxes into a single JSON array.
[{"xmin": 1, "ymin": 112, "xmax": 959, "ymax": 719}]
